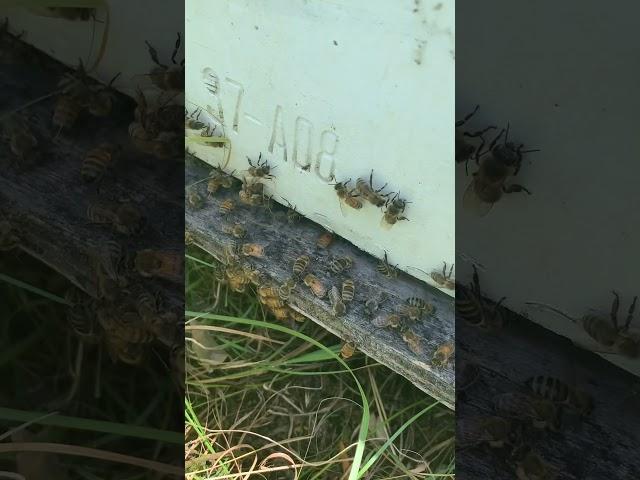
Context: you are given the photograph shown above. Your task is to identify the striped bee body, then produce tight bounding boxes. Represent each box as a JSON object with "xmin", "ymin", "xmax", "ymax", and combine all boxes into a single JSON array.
[
  {"xmin": 341, "ymin": 279, "xmax": 355, "ymax": 303},
  {"xmin": 329, "ymin": 257, "xmax": 353, "ymax": 274},
  {"xmin": 293, "ymin": 255, "xmax": 310, "ymax": 277}
]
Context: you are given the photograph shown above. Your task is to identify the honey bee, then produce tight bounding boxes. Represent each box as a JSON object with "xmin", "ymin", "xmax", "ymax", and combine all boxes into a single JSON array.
[
  {"xmin": 136, "ymin": 289, "xmax": 158, "ymax": 323},
  {"xmin": 262, "ymin": 296, "xmax": 285, "ymax": 309},
  {"xmin": 514, "ymin": 448, "xmax": 555, "ymax": 480},
  {"xmin": 457, "ymin": 416, "xmax": 513, "ymax": 449},
  {"xmin": 53, "ymin": 94, "xmax": 83, "ymax": 131},
  {"xmin": 81, "ymin": 143, "xmax": 121, "ymax": 182},
  {"xmin": 270, "ymin": 306, "xmax": 291, "ymax": 321},
  {"xmin": 456, "ymin": 265, "xmax": 505, "ymax": 330},
  {"xmin": 0, "ymin": 220, "xmax": 19, "ymax": 251},
  {"xmin": 105, "ymin": 335, "xmax": 146, "ymax": 365},
  {"xmin": 134, "ymin": 249, "xmax": 184, "ymax": 284},
  {"xmin": 92, "ymin": 239, "xmax": 127, "ymax": 288},
  {"xmin": 2, "ymin": 115, "xmax": 39, "ymax": 164},
  {"xmin": 304, "ymin": 274, "xmax": 327, "ymax": 298},
  {"xmin": 258, "ymin": 285, "xmax": 280, "ymax": 299},
  {"xmin": 219, "ymin": 199, "xmax": 235, "ymax": 216},
  {"xmin": 223, "ymin": 223, "xmax": 246, "ymax": 238},
  {"xmin": 355, "ymin": 170, "xmax": 390, "ymax": 207},
  {"xmin": 247, "ymin": 153, "xmax": 274, "ymax": 179},
  {"xmin": 462, "ymin": 124, "xmax": 539, "ymax": 216},
  {"xmin": 144, "ymin": 33, "xmax": 185, "ymax": 92},
  {"xmin": 365, "ymin": 293, "xmax": 387, "ymax": 318},
  {"xmin": 98, "ymin": 308, "xmax": 155, "ymax": 345},
  {"xmin": 455, "ymin": 105, "xmax": 497, "ymax": 172},
  {"xmin": 113, "ymin": 203, "xmax": 145, "ymax": 236},
  {"xmin": 290, "ymin": 309, "xmax": 306, "ymax": 323},
  {"xmin": 241, "ymin": 243, "xmax": 265, "ymax": 258},
  {"xmin": 278, "ymin": 277, "xmax": 297, "ymax": 300},
  {"xmin": 381, "ymin": 192, "xmax": 409, "ymax": 229},
  {"xmin": 341, "ymin": 279, "xmax": 355, "ymax": 303},
  {"xmin": 86, "ymin": 200, "xmax": 118, "ymax": 225},
  {"xmin": 493, "ymin": 392, "xmax": 559, "ymax": 430},
  {"xmin": 329, "ymin": 286, "xmax": 346, "ymax": 316},
  {"xmin": 525, "ymin": 375, "xmax": 593, "ymax": 416},
  {"xmin": 85, "ymin": 72, "xmax": 121, "ymax": 118},
  {"xmin": 329, "ymin": 257, "xmax": 353, "ymax": 274},
  {"xmin": 283, "ymin": 199, "xmax": 302, "ymax": 223},
  {"xmin": 401, "ymin": 328, "xmax": 423, "ymax": 354},
  {"xmin": 226, "ymin": 265, "xmax": 250, "ymax": 293},
  {"xmin": 377, "ymin": 251, "xmax": 397, "ymax": 278},
  {"xmin": 403, "ymin": 297, "xmax": 435, "ymax": 318},
  {"xmin": 64, "ymin": 288, "xmax": 99, "ymax": 342},
  {"xmin": 330, "ymin": 178, "xmax": 363, "ymax": 213},
  {"xmin": 431, "ymin": 262, "xmax": 455, "ymax": 290},
  {"xmin": 293, "ymin": 255, "xmax": 310, "ymax": 277},
  {"xmin": 526, "ymin": 291, "xmax": 638, "ymax": 357},
  {"xmin": 316, "ymin": 231, "xmax": 334, "ymax": 249},
  {"xmin": 372, "ymin": 313, "xmax": 401, "ymax": 328},
  {"xmin": 432, "ymin": 342, "xmax": 454, "ymax": 366},
  {"xmin": 186, "ymin": 189, "xmax": 204, "ymax": 209},
  {"xmin": 340, "ymin": 341, "xmax": 356, "ymax": 359}
]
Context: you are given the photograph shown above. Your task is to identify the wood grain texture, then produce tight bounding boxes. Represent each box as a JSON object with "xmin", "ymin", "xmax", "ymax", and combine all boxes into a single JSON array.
[
  {"xmin": 185, "ymin": 154, "xmax": 455, "ymax": 409},
  {"xmin": 457, "ymin": 310, "xmax": 640, "ymax": 479},
  {"xmin": 0, "ymin": 40, "xmax": 184, "ymax": 337}
]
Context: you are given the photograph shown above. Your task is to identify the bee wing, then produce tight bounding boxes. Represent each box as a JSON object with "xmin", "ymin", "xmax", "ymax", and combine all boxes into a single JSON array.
[
  {"xmin": 338, "ymin": 197, "xmax": 348, "ymax": 217},
  {"xmin": 462, "ymin": 180, "xmax": 494, "ymax": 217}
]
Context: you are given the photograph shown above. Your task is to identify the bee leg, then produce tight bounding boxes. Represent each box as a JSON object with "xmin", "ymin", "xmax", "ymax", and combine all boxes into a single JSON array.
[
  {"xmin": 611, "ymin": 290, "xmax": 620, "ymax": 330},
  {"xmin": 624, "ymin": 295, "xmax": 637, "ymax": 332},
  {"xmin": 456, "ymin": 104, "xmax": 480, "ymax": 127},
  {"xmin": 144, "ymin": 40, "xmax": 163, "ymax": 67},
  {"xmin": 503, "ymin": 184, "xmax": 531, "ymax": 195},
  {"xmin": 171, "ymin": 32, "xmax": 182, "ymax": 65}
]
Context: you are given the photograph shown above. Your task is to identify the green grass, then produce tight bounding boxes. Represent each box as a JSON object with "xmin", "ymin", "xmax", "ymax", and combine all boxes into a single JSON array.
[{"xmin": 185, "ymin": 245, "xmax": 455, "ymax": 479}]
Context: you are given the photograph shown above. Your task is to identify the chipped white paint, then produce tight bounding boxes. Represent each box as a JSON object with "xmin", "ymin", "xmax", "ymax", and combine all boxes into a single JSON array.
[
  {"xmin": 186, "ymin": 0, "xmax": 455, "ymax": 295},
  {"xmin": 457, "ymin": 0, "xmax": 640, "ymax": 376}
]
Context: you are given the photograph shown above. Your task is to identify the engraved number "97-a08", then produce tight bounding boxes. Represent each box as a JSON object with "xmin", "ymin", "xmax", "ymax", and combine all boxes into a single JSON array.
[{"xmin": 203, "ymin": 70, "xmax": 339, "ymax": 182}]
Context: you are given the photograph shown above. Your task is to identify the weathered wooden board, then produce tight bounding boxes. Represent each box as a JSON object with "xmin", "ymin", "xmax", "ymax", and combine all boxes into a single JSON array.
[
  {"xmin": 0, "ymin": 37, "xmax": 184, "ymax": 331},
  {"xmin": 185, "ymin": 153, "xmax": 455, "ymax": 409},
  {"xmin": 457, "ymin": 310, "xmax": 640, "ymax": 479}
]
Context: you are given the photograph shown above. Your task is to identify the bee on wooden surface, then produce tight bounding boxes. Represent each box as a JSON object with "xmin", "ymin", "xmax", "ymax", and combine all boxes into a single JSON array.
[
  {"xmin": 293, "ymin": 255, "xmax": 310, "ymax": 277},
  {"xmin": 431, "ymin": 262, "xmax": 455, "ymax": 290},
  {"xmin": 238, "ymin": 188, "xmax": 264, "ymax": 207},
  {"xmin": 377, "ymin": 251, "xmax": 397, "ymax": 278},
  {"xmin": 223, "ymin": 223, "xmax": 247, "ymax": 238},
  {"xmin": 304, "ymin": 274, "xmax": 327, "ymax": 298},
  {"xmin": 85, "ymin": 72, "xmax": 121, "ymax": 118},
  {"xmin": 86, "ymin": 200, "xmax": 118, "ymax": 225},
  {"xmin": 372, "ymin": 313, "xmax": 401, "ymax": 328},
  {"xmin": 514, "ymin": 448, "xmax": 555, "ymax": 480},
  {"xmin": 64, "ymin": 288, "xmax": 99, "ymax": 342},
  {"xmin": 290, "ymin": 309, "xmax": 306, "ymax": 323},
  {"xmin": 329, "ymin": 256, "xmax": 353, "ymax": 274},
  {"xmin": 381, "ymin": 192, "xmax": 409, "ymax": 229},
  {"xmin": 278, "ymin": 277, "xmax": 296, "ymax": 300},
  {"xmin": 53, "ymin": 94, "xmax": 83, "ymax": 131},
  {"xmin": 81, "ymin": 143, "xmax": 121, "ymax": 182},
  {"xmin": 403, "ymin": 297, "xmax": 435, "ymax": 319},
  {"xmin": 329, "ymin": 286, "xmax": 346, "ymax": 317},
  {"xmin": 341, "ymin": 279, "xmax": 355, "ymax": 303},
  {"xmin": 241, "ymin": 243, "xmax": 265, "ymax": 258},
  {"xmin": 282, "ymin": 199, "xmax": 302, "ymax": 223},
  {"xmin": 134, "ymin": 249, "xmax": 183, "ymax": 284},
  {"xmin": 365, "ymin": 293, "xmax": 387, "ymax": 318},
  {"xmin": 186, "ymin": 189, "xmax": 204, "ymax": 209},
  {"xmin": 330, "ymin": 178, "xmax": 363, "ymax": 213},
  {"xmin": 93, "ymin": 239, "xmax": 127, "ymax": 288},
  {"xmin": 98, "ymin": 308, "xmax": 154, "ymax": 345},
  {"xmin": 432, "ymin": 342, "xmax": 454, "ymax": 366},
  {"xmin": 270, "ymin": 306, "xmax": 291, "ymax": 322},
  {"xmin": 463, "ymin": 124, "xmax": 539, "ymax": 217},
  {"xmin": 258, "ymin": 285, "xmax": 280, "ymax": 299},
  {"xmin": 340, "ymin": 341, "xmax": 356, "ymax": 359},
  {"xmin": 2, "ymin": 115, "xmax": 39, "ymax": 164},
  {"xmin": 262, "ymin": 296, "xmax": 286, "ymax": 310},
  {"xmin": 226, "ymin": 265, "xmax": 250, "ymax": 293},
  {"xmin": 219, "ymin": 199, "xmax": 236, "ymax": 217},
  {"xmin": 457, "ymin": 416, "xmax": 513, "ymax": 449},
  {"xmin": 456, "ymin": 265, "xmax": 505, "ymax": 330},
  {"xmin": 455, "ymin": 105, "xmax": 497, "ymax": 172},
  {"xmin": 316, "ymin": 231, "xmax": 334, "ymax": 249},
  {"xmin": 0, "ymin": 220, "xmax": 19, "ymax": 251},
  {"xmin": 246, "ymin": 153, "xmax": 274, "ymax": 179},
  {"xmin": 525, "ymin": 375, "xmax": 593, "ymax": 416},
  {"xmin": 113, "ymin": 203, "xmax": 145, "ymax": 236},
  {"xmin": 247, "ymin": 268, "xmax": 266, "ymax": 286},
  {"xmin": 356, "ymin": 170, "xmax": 390, "ymax": 207},
  {"xmin": 144, "ymin": 33, "xmax": 185, "ymax": 92},
  {"xmin": 526, "ymin": 291, "xmax": 638, "ymax": 357},
  {"xmin": 493, "ymin": 392, "xmax": 559, "ymax": 431},
  {"xmin": 401, "ymin": 328, "xmax": 423, "ymax": 354}
]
